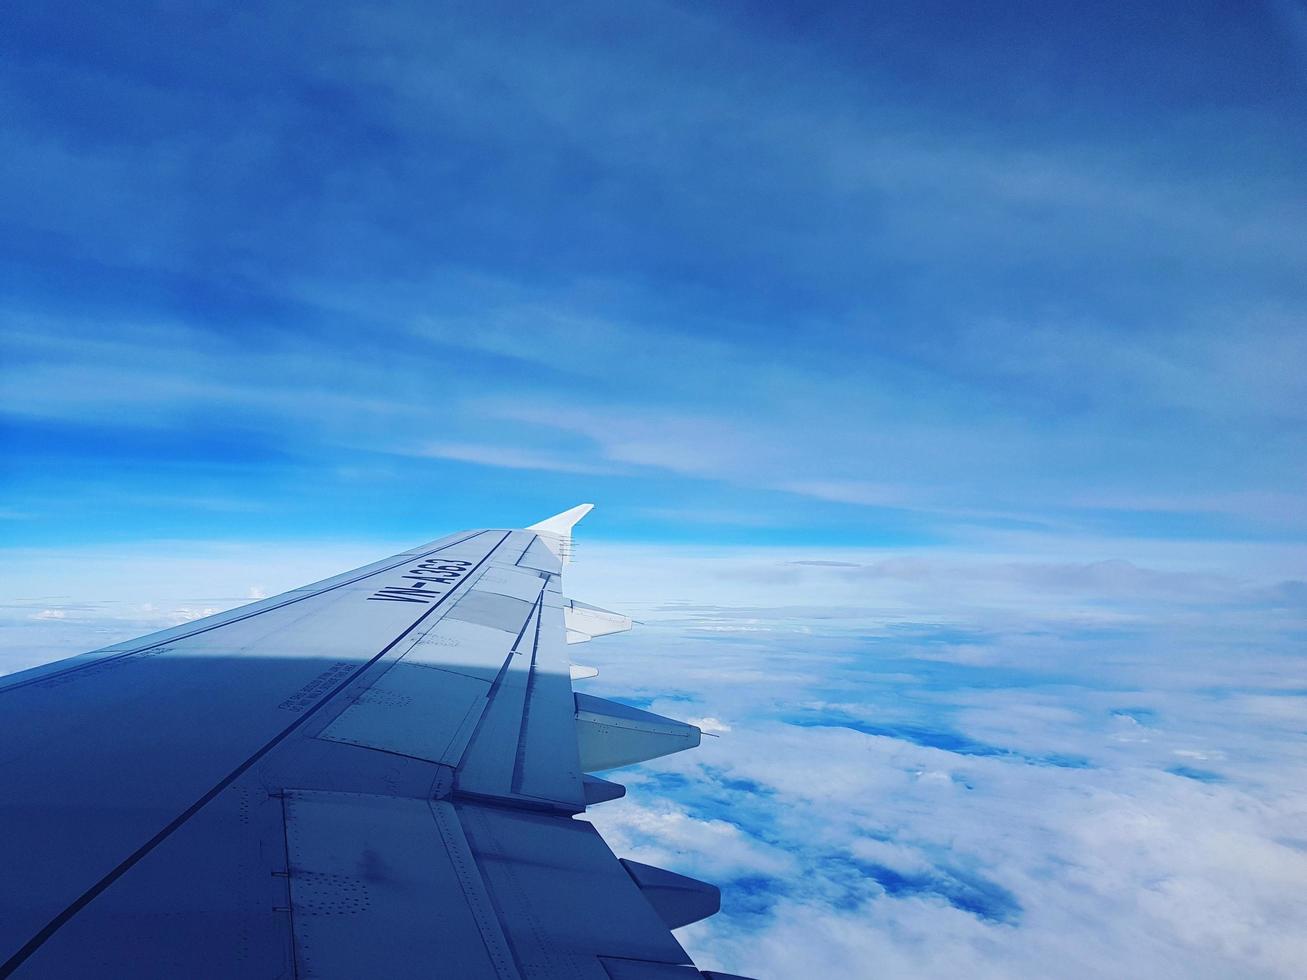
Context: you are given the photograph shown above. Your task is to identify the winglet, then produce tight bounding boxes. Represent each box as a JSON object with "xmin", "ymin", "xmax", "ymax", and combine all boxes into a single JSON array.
[
  {"xmin": 527, "ymin": 504, "xmax": 594, "ymax": 566},
  {"xmin": 527, "ymin": 503, "xmax": 594, "ymax": 535}
]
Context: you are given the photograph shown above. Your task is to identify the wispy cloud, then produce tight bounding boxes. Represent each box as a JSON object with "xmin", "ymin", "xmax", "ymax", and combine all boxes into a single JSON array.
[
  {"xmin": 3, "ymin": 2, "xmax": 1304, "ymax": 549},
  {"xmin": 4, "ymin": 528, "xmax": 1307, "ymax": 977},
  {"xmin": 2, "ymin": 5, "xmax": 1305, "ymax": 974},
  {"xmin": 417, "ymin": 441, "xmax": 615, "ymax": 475}
]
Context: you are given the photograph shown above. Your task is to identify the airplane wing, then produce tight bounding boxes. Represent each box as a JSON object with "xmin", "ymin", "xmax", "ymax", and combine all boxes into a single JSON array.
[{"xmin": 0, "ymin": 506, "xmax": 749, "ymax": 979}]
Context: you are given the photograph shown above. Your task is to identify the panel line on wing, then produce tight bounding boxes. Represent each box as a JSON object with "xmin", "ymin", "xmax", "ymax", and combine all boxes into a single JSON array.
[
  {"xmin": 310, "ymin": 560, "xmax": 546, "ymax": 767},
  {"xmin": 0, "ymin": 530, "xmax": 490, "ymax": 698},
  {"xmin": 451, "ymin": 596, "xmax": 543, "ymax": 801},
  {"xmin": 0, "ymin": 532, "xmax": 513, "ymax": 978},
  {"xmin": 448, "ymin": 595, "xmax": 540, "ymax": 778},
  {"xmin": 510, "ymin": 595, "xmax": 546, "ymax": 796},
  {"xmin": 429, "ymin": 800, "xmax": 522, "ymax": 980},
  {"xmin": 283, "ymin": 791, "xmax": 512, "ymax": 979}
]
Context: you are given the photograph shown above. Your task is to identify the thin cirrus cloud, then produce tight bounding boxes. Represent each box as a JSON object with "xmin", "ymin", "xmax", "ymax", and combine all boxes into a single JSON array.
[
  {"xmin": 417, "ymin": 441, "xmax": 617, "ymax": 476},
  {"xmin": 2, "ymin": 4, "xmax": 1306, "ymax": 976},
  {"xmin": 3, "ymin": 1, "xmax": 1305, "ymax": 543}
]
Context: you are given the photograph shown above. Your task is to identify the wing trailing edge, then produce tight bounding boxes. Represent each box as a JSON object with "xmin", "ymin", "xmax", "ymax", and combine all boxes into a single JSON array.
[
  {"xmin": 565, "ymin": 599, "xmax": 633, "ymax": 644},
  {"xmin": 573, "ymin": 692, "xmax": 702, "ymax": 771}
]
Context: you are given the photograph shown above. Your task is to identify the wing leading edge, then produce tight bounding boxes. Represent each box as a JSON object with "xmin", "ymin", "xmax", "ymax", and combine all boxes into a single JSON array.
[{"xmin": 0, "ymin": 507, "xmax": 753, "ymax": 980}]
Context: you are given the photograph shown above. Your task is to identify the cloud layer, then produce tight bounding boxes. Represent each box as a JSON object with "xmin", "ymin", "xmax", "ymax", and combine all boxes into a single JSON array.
[
  {"xmin": 3, "ymin": 5, "xmax": 1305, "ymax": 976},
  {"xmin": 4, "ymin": 534, "xmax": 1304, "ymax": 977},
  {"xmin": 566, "ymin": 540, "xmax": 1307, "ymax": 978}
]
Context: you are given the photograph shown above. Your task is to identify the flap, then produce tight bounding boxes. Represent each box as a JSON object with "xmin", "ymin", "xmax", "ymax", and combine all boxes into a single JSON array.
[{"xmin": 620, "ymin": 860, "xmax": 721, "ymax": 930}]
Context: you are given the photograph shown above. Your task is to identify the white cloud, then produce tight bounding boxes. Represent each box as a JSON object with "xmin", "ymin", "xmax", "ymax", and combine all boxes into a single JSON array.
[
  {"xmin": 568, "ymin": 539, "xmax": 1307, "ymax": 978},
  {"xmin": 588, "ymin": 798, "xmax": 798, "ymax": 882},
  {"xmin": 3, "ymin": 535, "xmax": 1306, "ymax": 977},
  {"xmin": 417, "ymin": 441, "xmax": 614, "ymax": 475},
  {"xmin": 686, "ymin": 716, "xmax": 732, "ymax": 733}
]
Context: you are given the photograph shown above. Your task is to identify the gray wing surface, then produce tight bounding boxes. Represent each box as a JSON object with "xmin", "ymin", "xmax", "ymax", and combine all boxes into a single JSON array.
[{"xmin": 0, "ymin": 508, "xmax": 748, "ymax": 979}]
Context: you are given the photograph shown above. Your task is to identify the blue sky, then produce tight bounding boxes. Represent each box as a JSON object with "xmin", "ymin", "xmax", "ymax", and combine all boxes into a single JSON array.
[
  {"xmin": 3, "ymin": 3, "xmax": 1307, "ymax": 977},
  {"xmin": 3, "ymin": 0, "xmax": 1306, "ymax": 548}
]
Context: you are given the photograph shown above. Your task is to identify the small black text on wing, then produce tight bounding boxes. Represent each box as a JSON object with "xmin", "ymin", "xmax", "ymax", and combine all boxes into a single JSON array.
[{"xmin": 366, "ymin": 559, "xmax": 474, "ymax": 603}]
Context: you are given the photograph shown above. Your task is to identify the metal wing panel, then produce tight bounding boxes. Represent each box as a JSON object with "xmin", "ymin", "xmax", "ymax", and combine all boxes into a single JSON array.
[
  {"xmin": 454, "ymin": 600, "xmax": 539, "ymax": 803},
  {"xmin": 475, "ymin": 565, "xmax": 552, "ymax": 602},
  {"xmin": 7, "ymin": 764, "xmax": 293, "ymax": 979},
  {"xmin": 0, "ymin": 529, "xmax": 510, "ymax": 974},
  {"xmin": 405, "ymin": 617, "xmax": 522, "ymax": 681},
  {"xmin": 516, "ymin": 536, "xmax": 563, "ymax": 574},
  {"xmin": 0, "ymin": 530, "xmax": 482, "ymax": 696},
  {"xmin": 511, "ymin": 601, "xmax": 587, "ymax": 806},
  {"xmin": 317, "ymin": 661, "xmax": 493, "ymax": 765},
  {"xmin": 0, "ymin": 512, "xmax": 741, "ymax": 980},
  {"xmin": 283, "ymin": 791, "xmax": 511, "ymax": 980},
  {"xmin": 456, "ymin": 803, "xmax": 694, "ymax": 975},
  {"xmin": 446, "ymin": 590, "xmax": 537, "ymax": 632}
]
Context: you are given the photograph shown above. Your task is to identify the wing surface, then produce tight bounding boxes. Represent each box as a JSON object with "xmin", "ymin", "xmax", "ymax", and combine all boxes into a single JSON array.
[{"xmin": 0, "ymin": 510, "xmax": 750, "ymax": 979}]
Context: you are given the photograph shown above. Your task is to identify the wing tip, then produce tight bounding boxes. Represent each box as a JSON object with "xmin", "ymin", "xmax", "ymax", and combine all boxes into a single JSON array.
[{"xmin": 526, "ymin": 503, "xmax": 595, "ymax": 535}]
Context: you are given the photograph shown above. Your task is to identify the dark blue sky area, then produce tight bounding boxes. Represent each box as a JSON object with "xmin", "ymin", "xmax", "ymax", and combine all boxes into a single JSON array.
[{"xmin": 2, "ymin": 1, "xmax": 1304, "ymax": 547}]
